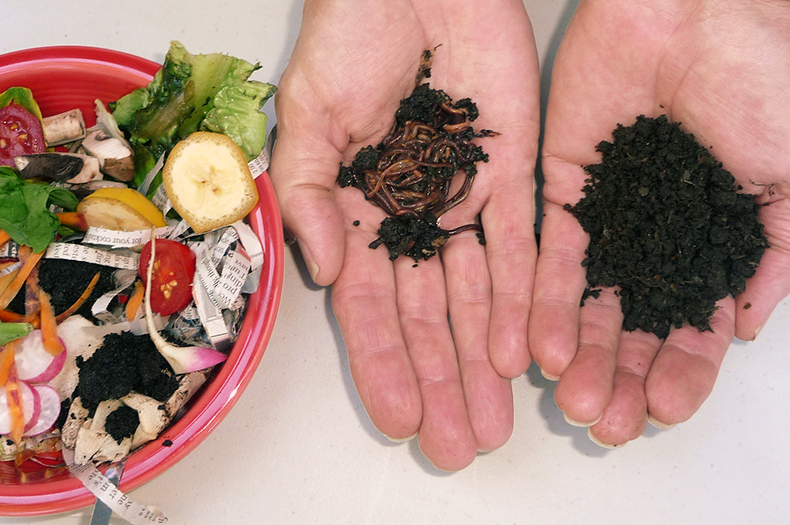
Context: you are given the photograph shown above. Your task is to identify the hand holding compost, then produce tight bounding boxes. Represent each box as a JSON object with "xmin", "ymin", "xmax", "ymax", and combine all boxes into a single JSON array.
[
  {"xmin": 531, "ymin": 0, "xmax": 790, "ymax": 447},
  {"xmin": 337, "ymin": 57, "xmax": 497, "ymax": 262},
  {"xmin": 565, "ymin": 115, "xmax": 768, "ymax": 340},
  {"xmin": 269, "ymin": 0, "xmax": 540, "ymax": 471},
  {"xmin": 0, "ymin": 40, "xmax": 275, "ymax": 482}
]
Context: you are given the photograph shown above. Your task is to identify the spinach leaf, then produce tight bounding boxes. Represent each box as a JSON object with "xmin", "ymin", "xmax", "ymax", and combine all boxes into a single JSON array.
[{"xmin": 0, "ymin": 168, "xmax": 78, "ymax": 253}]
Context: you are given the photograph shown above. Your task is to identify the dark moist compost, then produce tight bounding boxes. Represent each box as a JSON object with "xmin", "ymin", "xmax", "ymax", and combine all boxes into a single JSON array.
[
  {"xmin": 37, "ymin": 258, "xmax": 116, "ymax": 317},
  {"xmin": 75, "ymin": 331, "xmax": 180, "ymax": 415},
  {"xmin": 6, "ymin": 258, "xmax": 116, "ymax": 321},
  {"xmin": 565, "ymin": 114, "xmax": 768, "ymax": 339},
  {"xmin": 337, "ymin": 50, "xmax": 495, "ymax": 262},
  {"xmin": 104, "ymin": 404, "xmax": 140, "ymax": 443}
]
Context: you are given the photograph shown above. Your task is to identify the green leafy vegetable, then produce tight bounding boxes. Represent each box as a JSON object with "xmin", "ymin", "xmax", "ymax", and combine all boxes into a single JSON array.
[
  {"xmin": 110, "ymin": 41, "xmax": 276, "ymax": 187},
  {"xmin": 0, "ymin": 167, "xmax": 78, "ymax": 252},
  {"xmin": 201, "ymin": 81, "xmax": 273, "ymax": 158}
]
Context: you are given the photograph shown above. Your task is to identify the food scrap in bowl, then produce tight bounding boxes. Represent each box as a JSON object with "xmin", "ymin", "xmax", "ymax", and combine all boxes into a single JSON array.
[{"xmin": 0, "ymin": 40, "xmax": 277, "ymax": 488}]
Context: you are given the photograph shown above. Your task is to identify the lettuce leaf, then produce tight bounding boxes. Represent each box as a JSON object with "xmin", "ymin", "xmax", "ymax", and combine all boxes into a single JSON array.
[
  {"xmin": 110, "ymin": 41, "xmax": 276, "ymax": 187},
  {"xmin": 201, "ymin": 79, "xmax": 274, "ymax": 161}
]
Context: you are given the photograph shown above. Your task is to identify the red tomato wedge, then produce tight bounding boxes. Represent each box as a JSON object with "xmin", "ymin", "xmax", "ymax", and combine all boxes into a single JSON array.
[
  {"xmin": 0, "ymin": 103, "xmax": 46, "ymax": 166},
  {"xmin": 138, "ymin": 238, "xmax": 196, "ymax": 316}
]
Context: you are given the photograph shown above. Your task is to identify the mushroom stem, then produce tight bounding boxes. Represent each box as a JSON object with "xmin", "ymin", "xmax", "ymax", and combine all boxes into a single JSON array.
[{"xmin": 42, "ymin": 109, "xmax": 86, "ymax": 147}]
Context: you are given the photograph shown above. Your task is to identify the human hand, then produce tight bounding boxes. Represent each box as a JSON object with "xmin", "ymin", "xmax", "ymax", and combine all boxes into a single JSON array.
[
  {"xmin": 270, "ymin": 0, "xmax": 539, "ymax": 469},
  {"xmin": 531, "ymin": 0, "xmax": 790, "ymax": 446}
]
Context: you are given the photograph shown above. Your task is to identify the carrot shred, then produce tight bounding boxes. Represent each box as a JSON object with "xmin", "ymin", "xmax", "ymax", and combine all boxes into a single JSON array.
[
  {"xmin": 4, "ymin": 365, "xmax": 26, "ymax": 445},
  {"xmin": 0, "ymin": 230, "xmax": 10, "ymax": 249},
  {"xmin": 54, "ymin": 272, "xmax": 100, "ymax": 324},
  {"xmin": 0, "ymin": 266, "xmax": 19, "ymax": 301},
  {"xmin": 3, "ymin": 307, "xmax": 41, "ymax": 329},
  {"xmin": 22, "ymin": 267, "xmax": 63, "ymax": 356},
  {"xmin": 24, "ymin": 267, "xmax": 40, "ymax": 319},
  {"xmin": 125, "ymin": 280, "xmax": 145, "ymax": 321},
  {"xmin": 19, "ymin": 265, "xmax": 42, "ymax": 328},
  {"xmin": 0, "ymin": 309, "xmax": 23, "ymax": 322},
  {"xmin": 0, "ymin": 247, "xmax": 44, "ymax": 311},
  {"xmin": 0, "ymin": 343, "xmax": 16, "ymax": 386},
  {"xmin": 37, "ymin": 289, "xmax": 64, "ymax": 356},
  {"xmin": 21, "ymin": 307, "xmax": 40, "ymax": 328}
]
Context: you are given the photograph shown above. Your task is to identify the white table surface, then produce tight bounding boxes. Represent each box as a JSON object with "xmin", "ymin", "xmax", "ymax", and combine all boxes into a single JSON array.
[{"xmin": 2, "ymin": 1, "xmax": 789, "ymax": 524}]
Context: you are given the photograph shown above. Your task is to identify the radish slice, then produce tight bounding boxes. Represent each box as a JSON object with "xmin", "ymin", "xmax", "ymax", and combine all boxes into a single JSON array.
[
  {"xmin": 24, "ymin": 385, "xmax": 61, "ymax": 436},
  {"xmin": 23, "ymin": 385, "xmax": 42, "ymax": 434},
  {"xmin": 0, "ymin": 381, "xmax": 36, "ymax": 434},
  {"xmin": 13, "ymin": 330, "xmax": 67, "ymax": 383}
]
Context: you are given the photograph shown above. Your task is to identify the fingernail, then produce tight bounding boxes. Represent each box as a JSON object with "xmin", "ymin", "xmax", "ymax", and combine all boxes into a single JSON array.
[
  {"xmin": 306, "ymin": 259, "xmax": 320, "ymax": 283},
  {"xmin": 540, "ymin": 368, "xmax": 560, "ymax": 381},
  {"xmin": 564, "ymin": 412, "xmax": 601, "ymax": 427},
  {"xmin": 587, "ymin": 429, "xmax": 624, "ymax": 449},
  {"xmin": 384, "ymin": 432, "xmax": 417, "ymax": 443},
  {"xmin": 296, "ymin": 239, "xmax": 320, "ymax": 283},
  {"xmin": 752, "ymin": 323, "xmax": 765, "ymax": 341},
  {"xmin": 647, "ymin": 415, "xmax": 675, "ymax": 430}
]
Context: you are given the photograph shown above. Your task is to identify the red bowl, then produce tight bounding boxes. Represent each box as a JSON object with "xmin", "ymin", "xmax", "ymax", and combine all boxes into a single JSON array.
[{"xmin": 0, "ymin": 46, "xmax": 284, "ymax": 516}]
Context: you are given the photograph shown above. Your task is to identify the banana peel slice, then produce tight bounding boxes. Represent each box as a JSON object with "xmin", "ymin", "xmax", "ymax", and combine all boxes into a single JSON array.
[{"xmin": 163, "ymin": 131, "xmax": 258, "ymax": 233}]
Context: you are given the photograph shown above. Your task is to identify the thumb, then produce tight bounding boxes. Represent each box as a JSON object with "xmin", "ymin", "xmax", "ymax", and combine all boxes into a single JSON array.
[
  {"xmin": 734, "ymin": 204, "xmax": 790, "ymax": 341},
  {"xmin": 269, "ymin": 124, "xmax": 346, "ymax": 287}
]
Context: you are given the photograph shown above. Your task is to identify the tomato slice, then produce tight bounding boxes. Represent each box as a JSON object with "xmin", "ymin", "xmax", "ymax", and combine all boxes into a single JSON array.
[
  {"xmin": 0, "ymin": 103, "xmax": 46, "ymax": 167},
  {"xmin": 138, "ymin": 238, "xmax": 197, "ymax": 316}
]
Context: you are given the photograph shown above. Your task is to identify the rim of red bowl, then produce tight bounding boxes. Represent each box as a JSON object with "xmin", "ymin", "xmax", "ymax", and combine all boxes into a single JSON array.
[{"xmin": 0, "ymin": 46, "xmax": 284, "ymax": 516}]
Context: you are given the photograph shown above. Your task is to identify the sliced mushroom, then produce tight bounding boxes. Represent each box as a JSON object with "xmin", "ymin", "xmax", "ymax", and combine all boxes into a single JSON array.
[
  {"xmin": 14, "ymin": 152, "xmax": 101, "ymax": 183},
  {"xmin": 81, "ymin": 129, "xmax": 134, "ymax": 181}
]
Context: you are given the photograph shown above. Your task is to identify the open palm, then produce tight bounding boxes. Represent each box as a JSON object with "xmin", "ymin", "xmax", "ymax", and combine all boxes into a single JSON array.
[
  {"xmin": 270, "ymin": 0, "xmax": 540, "ymax": 469},
  {"xmin": 531, "ymin": 0, "xmax": 790, "ymax": 445}
]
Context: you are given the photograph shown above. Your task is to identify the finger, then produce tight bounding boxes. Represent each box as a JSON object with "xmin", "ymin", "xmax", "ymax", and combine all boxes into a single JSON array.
[
  {"xmin": 588, "ymin": 330, "xmax": 662, "ymax": 447},
  {"xmin": 554, "ymin": 286, "xmax": 622, "ymax": 426},
  {"xmin": 479, "ymin": 155, "xmax": 536, "ymax": 379},
  {"xmin": 734, "ymin": 200, "xmax": 790, "ymax": 340},
  {"xmin": 278, "ymin": 178, "xmax": 345, "ymax": 287},
  {"xmin": 442, "ymin": 229, "xmax": 514, "ymax": 453},
  {"xmin": 394, "ymin": 251, "xmax": 477, "ymax": 471},
  {"xmin": 269, "ymin": 67, "xmax": 352, "ymax": 286},
  {"xmin": 425, "ymin": 0, "xmax": 539, "ymax": 380},
  {"xmin": 331, "ymin": 221, "xmax": 422, "ymax": 440},
  {"xmin": 529, "ymin": 201, "xmax": 589, "ymax": 378},
  {"xmin": 646, "ymin": 296, "xmax": 736, "ymax": 426}
]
